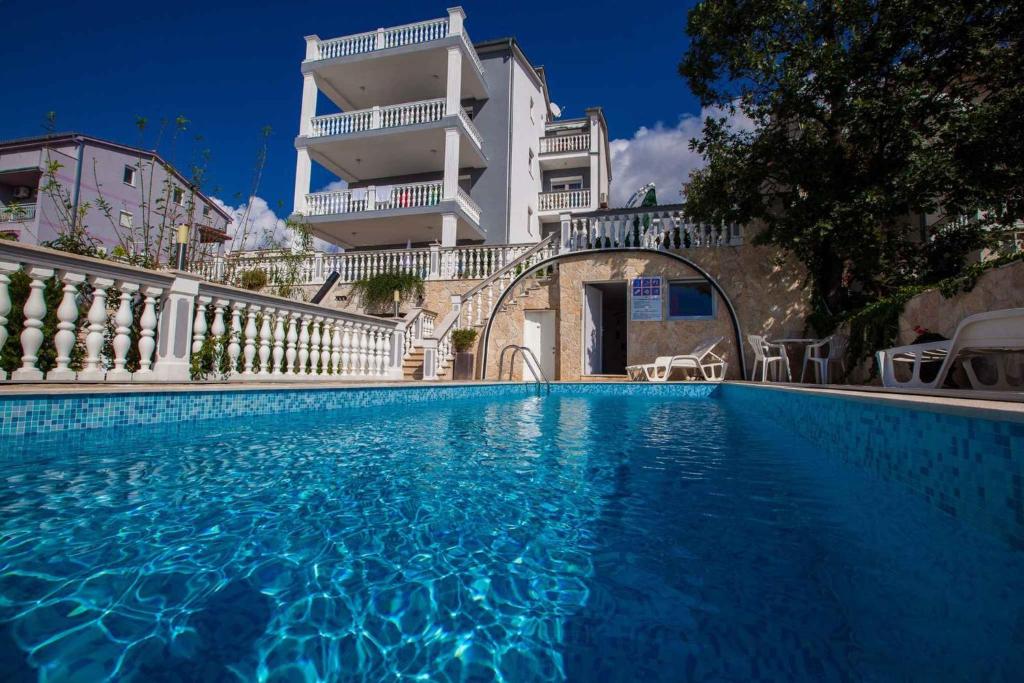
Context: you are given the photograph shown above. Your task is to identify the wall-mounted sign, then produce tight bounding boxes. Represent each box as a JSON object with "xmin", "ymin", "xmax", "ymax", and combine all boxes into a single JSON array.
[{"xmin": 630, "ymin": 276, "xmax": 663, "ymax": 321}]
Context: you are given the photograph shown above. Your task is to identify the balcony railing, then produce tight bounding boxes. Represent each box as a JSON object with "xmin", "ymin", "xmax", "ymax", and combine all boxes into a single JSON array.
[
  {"xmin": 315, "ymin": 17, "xmax": 450, "ymax": 60},
  {"xmin": 539, "ymin": 134, "xmax": 589, "ymax": 154},
  {"xmin": 538, "ymin": 189, "xmax": 592, "ymax": 212},
  {"xmin": 310, "ymin": 98, "xmax": 446, "ymax": 138},
  {"xmin": 457, "ymin": 109, "xmax": 483, "ymax": 149},
  {"xmin": 0, "ymin": 203, "xmax": 36, "ymax": 222},
  {"xmin": 306, "ymin": 181, "xmax": 444, "ymax": 217},
  {"xmin": 456, "ymin": 187, "xmax": 481, "ymax": 223}
]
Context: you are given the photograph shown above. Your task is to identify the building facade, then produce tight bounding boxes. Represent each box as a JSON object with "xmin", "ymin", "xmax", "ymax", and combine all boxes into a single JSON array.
[
  {"xmin": 292, "ymin": 6, "xmax": 611, "ymax": 250},
  {"xmin": 0, "ymin": 133, "xmax": 231, "ymax": 261}
]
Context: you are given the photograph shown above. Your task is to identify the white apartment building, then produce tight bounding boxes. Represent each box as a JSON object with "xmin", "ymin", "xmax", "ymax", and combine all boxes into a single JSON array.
[{"xmin": 291, "ymin": 6, "xmax": 611, "ymax": 251}]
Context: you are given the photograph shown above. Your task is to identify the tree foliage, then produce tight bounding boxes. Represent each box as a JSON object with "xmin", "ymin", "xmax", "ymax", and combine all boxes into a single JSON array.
[{"xmin": 679, "ymin": 0, "xmax": 1024, "ymax": 328}]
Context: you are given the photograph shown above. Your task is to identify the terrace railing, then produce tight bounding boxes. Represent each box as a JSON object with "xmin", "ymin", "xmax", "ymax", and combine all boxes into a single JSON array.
[
  {"xmin": 539, "ymin": 134, "xmax": 589, "ymax": 154},
  {"xmin": 560, "ymin": 205, "xmax": 743, "ymax": 252},
  {"xmin": 0, "ymin": 203, "xmax": 37, "ymax": 223},
  {"xmin": 309, "ymin": 99, "xmax": 446, "ymax": 138},
  {"xmin": 0, "ymin": 240, "xmax": 406, "ymax": 383},
  {"xmin": 306, "ymin": 180, "xmax": 443, "ymax": 217},
  {"xmin": 315, "ymin": 17, "xmax": 450, "ymax": 60},
  {"xmin": 539, "ymin": 189, "xmax": 592, "ymax": 212}
]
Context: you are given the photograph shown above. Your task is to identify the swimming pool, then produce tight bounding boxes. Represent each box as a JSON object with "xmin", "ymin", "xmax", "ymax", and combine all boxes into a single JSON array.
[{"xmin": 0, "ymin": 384, "xmax": 1021, "ymax": 681}]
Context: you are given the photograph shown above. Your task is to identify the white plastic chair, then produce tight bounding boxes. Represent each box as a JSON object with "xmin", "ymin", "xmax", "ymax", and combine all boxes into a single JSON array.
[
  {"xmin": 800, "ymin": 335, "xmax": 848, "ymax": 384},
  {"xmin": 876, "ymin": 308, "xmax": 1024, "ymax": 390},
  {"xmin": 748, "ymin": 335, "xmax": 790, "ymax": 382},
  {"xmin": 626, "ymin": 337, "xmax": 727, "ymax": 382}
]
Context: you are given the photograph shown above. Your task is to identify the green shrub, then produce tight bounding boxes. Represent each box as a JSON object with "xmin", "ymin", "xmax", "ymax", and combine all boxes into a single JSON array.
[
  {"xmin": 451, "ymin": 328, "xmax": 478, "ymax": 353},
  {"xmin": 351, "ymin": 272, "xmax": 424, "ymax": 313},
  {"xmin": 238, "ymin": 268, "xmax": 268, "ymax": 291}
]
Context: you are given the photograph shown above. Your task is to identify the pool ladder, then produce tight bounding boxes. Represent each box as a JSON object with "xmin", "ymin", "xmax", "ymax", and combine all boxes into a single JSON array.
[{"xmin": 497, "ymin": 344, "xmax": 551, "ymax": 395}]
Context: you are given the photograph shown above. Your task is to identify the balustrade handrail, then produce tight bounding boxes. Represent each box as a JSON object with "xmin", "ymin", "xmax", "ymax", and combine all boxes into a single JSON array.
[
  {"xmin": 314, "ymin": 17, "xmax": 450, "ymax": 61},
  {"xmin": 0, "ymin": 240, "xmax": 175, "ymax": 289},
  {"xmin": 539, "ymin": 134, "xmax": 590, "ymax": 154},
  {"xmin": 0, "ymin": 204, "xmax": 37, "ymax": 222},
  {"xmin": 457, "ymin": 109, "xmax": 483, "ymax": 149},
  {"xmin": 309, "ymin": 98, "xmax": 447, "ymax": 138}
]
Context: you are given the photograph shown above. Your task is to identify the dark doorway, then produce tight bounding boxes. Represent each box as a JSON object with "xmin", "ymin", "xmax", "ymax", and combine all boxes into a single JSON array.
[{"xmin": 585, "ymin": 282, "xmax": 627, "ymax": 374}]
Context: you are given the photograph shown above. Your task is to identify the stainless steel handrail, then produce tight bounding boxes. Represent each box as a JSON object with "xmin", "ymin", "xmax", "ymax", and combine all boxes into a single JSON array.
[{"xmin": 497, "ymin": 344, "xmax": 550, "ymax": 394}]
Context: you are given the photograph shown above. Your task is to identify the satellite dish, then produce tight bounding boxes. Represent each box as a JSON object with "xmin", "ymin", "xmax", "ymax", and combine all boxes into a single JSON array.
[{"xmin": 549, "ymin": 102, "xmax": 562, "ymax": 118}]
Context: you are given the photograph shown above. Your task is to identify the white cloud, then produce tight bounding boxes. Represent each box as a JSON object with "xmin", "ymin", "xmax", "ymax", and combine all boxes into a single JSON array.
[
  {"xmin": 212, "ymin": 195, "xmax": 341, "ymax": 254},
  {"xmin": 320, "ymin": 179, "xmax": 348, "ymax": 192},
  {"xmin": 609, "ymin": 106, "xmax": 754, "ymax": 206}
]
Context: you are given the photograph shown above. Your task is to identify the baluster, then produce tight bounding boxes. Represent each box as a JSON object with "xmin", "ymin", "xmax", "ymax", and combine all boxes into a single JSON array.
[
  {"xmin": 0, "ymin": 264, "xmax": 12, "ymax": 381},
  {"xmin": 272, "ymin": 309, "xmax": 286, "ymax": 375},
  {"xmin": 10, "ymin": 266, "xmax": 54, "ymax": 381},
  {"xmin": 242, "ymin": 305, "xmax": 259, "ymax": 376},
  {"xmin": 341, "ymin": 322, "xmax": 353, "ymax": 376},
  {"xmin": 45, "ymin": 271, "xmax": 86, "ymax": 381},
  {"xmin": 106, "ymin": 282, "xmax": 139, "ymax": 382},
  {"xmin": 257, "ymin": 307, "xmax": 274, "ymax": 376},
  {"xmin": 376, "ymin": 328, "xmax": 388, "ymax": 376},
  {"xmin": 330, "ymin": 320, "xmax": 342, "ymax": 375},
  {"xmin": 310, "ymin": 316, "xmax": 322, "ymax": 376},
  {"xmin": 192, "ymin": 295, "xmax": 210, "ymax": 355},
  {"xmin": 227, "ymin": 302, "xmax": 243, "ymax": 376},
  {"xmin": 357, "ymin": 324, "xmax": 369, "ymax": 376},
  {"xmin": 79, "ymin": 277, "xmax": 113, "ymax": 381},
  {"xmin": 321, "ymin": 320, "xmax": 332, "ymax": 375},
  {"xmin": 298, "ymin": 314, "xmax": 311, "ymax": 376},
  {"xmin": 285, "ymin": 312, "xmax": 299, "ymax": 375},
  {"xmin": 135, "ymin": 286, "xmax": 163, "ymax": 378}
]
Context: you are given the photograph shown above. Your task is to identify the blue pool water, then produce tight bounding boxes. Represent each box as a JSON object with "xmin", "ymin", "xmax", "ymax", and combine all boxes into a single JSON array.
[{"xmin": 1, "ymin": 389, "xmax": 1022, "ymax": 681}]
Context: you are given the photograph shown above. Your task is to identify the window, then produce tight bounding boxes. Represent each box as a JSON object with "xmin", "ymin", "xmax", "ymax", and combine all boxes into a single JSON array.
[
  {"xmin": 202, "ymin": 205, "xmax": 211, "ymax": 218},
  {"xmin": 528, "ymin": 149, "xmax": 534, "ymax": 178},
  {"xmin": 550, "ymin": 176, "xmax": 583, "ymax": 192},
  {"xmin": 172, "ymin": 187, "xmax": 185, "ymax": 204},
  {"xmin": 118, "ymin": 211, "xmax": 133, "ymax": 229},
  {"xmin": 123, "ymin": 165, "xmax": 137, "ymax": 186},
  {"xmin": 668, "ymin": 280, "xmax": 715, "ymax": 320}
]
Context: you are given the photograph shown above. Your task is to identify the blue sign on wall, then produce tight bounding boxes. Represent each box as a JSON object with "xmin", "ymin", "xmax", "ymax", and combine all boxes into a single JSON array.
[{"xmin": 630, "ymin": 276, "xmax": 663, "ymax": 321}]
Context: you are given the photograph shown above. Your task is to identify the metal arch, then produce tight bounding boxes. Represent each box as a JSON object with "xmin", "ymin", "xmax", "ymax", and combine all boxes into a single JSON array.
[{"xmin": 479, "ymin": 247, "xmax": 748, "ymax": 380}]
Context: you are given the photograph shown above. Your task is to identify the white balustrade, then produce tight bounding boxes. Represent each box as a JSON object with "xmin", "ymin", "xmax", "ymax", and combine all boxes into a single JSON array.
[
  {"xmin": 0, "ymin": 240, "xmax": 406, "ymax": 384},
  {"xmin": 539, "ymin": 134, "xmax": 590, "ymax": 154},
  {"xmin": 0, "ymin": 203, "xmax": 37, "ymax": 223},
  {"xmin": 305, "ymin": 180, "xmax": 442, "ymax": 218},
  {"xmin": 309, "ymin": 99, "xmax": 445, "ymax": 138},
  {"xmin": 562, "ymin": 207, "xmax": 743, "ymax": 252},
  {"xmin": 314, "ymin": 17, "xmax": 449, "ymax": 60},
  {"xmin": 456, "ymin": 187, "xmax": 482, "ymax": 224},
  {"xmin": 457, "ymin": 109, "xmax": 483, "ymax": 149},
  {"xmin": 539, "ymin": 189, "xmax": 592, "ymax": 212}
]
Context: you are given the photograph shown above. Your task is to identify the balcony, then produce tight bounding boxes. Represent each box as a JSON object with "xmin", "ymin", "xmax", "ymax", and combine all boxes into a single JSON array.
[
  {"xmin": 303, "ymin": 180, "xmax": 483, "ymax": 248},
  {"xmin": 300, "ymin": 98, "xmax": 486, "ymax": 182},
  {"xmin": 538, "ymin": 189, "xmax": 593, "ymax": 214},
  {"xmin": 538, "ymin": 133, "xmax": 591, "ymax": 174},
  {"xmin": 0, "ymin": 203, "xmax": 36, "ymax": 223},
  {"xmin": 303, "ymin": 10, "xmax": 487, "ymax": 111}
]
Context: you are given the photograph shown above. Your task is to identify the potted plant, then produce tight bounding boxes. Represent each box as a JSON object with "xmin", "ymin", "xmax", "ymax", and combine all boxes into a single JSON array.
[{"xmin": 451, "ymin": 328, "xmax": 478, "ymax": 380}]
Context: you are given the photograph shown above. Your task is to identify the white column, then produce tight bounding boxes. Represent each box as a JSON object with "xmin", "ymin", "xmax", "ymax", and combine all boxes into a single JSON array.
[
  {"xmin": 285, "ymin": 312, "xmax": 299, "ymax": 375},
  {"xmin": 153, "ymin": 274, "xmax": 199, "ymax": 383},
  {"xmin": 298, "ymin": 72, "xmax": 317, "ymax": 136},
  {"xmin": 258, "ymin": 307, "xmax": 274, "ymax": 376},
  {"xmin": 447, "ymin": 6, "xmax": 465, "ymax": 35},
  {"xmin": 298, "ymin": 314, "xmax": 311, "ymax": 375},
  {"xmin": 11, "ymin": 266, "xmax": 54, "ymax": 381},
  {"xmin": 79, "ymin": 277, "xmax": 113, "ymax": 381},
  {"xmin": 309, "ymin": 316, "xmax": 322, "ymax": 376},
  {"xmin": 294, "ymin": 148, "xmax": 312, "ymax": 216},
  {"xmin": 134, "ymin": 286, "xmax": 163, "ymax": 378},
  {"xmin": 272, "ymin": 309, "xmax": 286, "ymax": 375},
  {"xmin": 0, "ymin": 262, "xmax": 15, "ymax": 381},
  {"xmin": 588, "ymin": 111, "xmax": 602, "ymax": 209},
  {"xmin": 242, "ymin": 305, "xmax": 259, "ymax": 376},
  {"xmin": 445, "ymin": 46, "xmax": 463, "ymax": 116},
  {"xmin": 227, "ymin": 302, "xmax": 244, "ymax": 377},
  {"xmin": 442, "ymin": 127, "xmax": 460, "ymax": 200},
  {"xmin": 559, "ymin": 212, "xmax": 573, "ymax": 254},
  {"xmin": 46, "ymin": 271, "xmax": 86, "ymax": 381},
  {"xmin": 106, "ymin": 282, "xmax": 139, "ymax": 382},
  {"xmin": 441, "ymin": 213, "xmax": 458, "ymax": 248}
]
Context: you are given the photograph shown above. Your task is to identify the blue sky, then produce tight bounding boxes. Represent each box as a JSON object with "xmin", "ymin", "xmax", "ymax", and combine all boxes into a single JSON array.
[{"xmin": 1, "ymin": 0, "xmax": 713, "ymax": 225}]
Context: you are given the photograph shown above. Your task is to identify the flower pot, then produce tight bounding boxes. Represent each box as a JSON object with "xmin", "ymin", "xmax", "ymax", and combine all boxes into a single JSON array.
[{"xmin": 453, "ymin": 352, "xmax": 475, "ymax": 380}]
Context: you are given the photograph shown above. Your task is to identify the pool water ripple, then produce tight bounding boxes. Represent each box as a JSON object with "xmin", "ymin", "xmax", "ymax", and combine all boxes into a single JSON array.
[{"xmin": 0, "ymin": 393, "xmax": 1022, "ymax": 681}]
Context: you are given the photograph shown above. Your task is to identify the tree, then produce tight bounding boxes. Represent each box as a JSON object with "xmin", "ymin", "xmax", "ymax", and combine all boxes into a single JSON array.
[{"xmin": 679, "ymin": 0, "xmax": 1024, "ymax": 328}]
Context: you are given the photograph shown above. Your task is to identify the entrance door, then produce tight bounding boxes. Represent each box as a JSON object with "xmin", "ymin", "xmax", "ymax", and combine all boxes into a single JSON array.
[
  {"xmin": 583, "ymin": 285, "xmax": 603, "ymax": 375},
  {"xmin": 523, "ymin": 310, "xmax": 556, "ymax": 380}
]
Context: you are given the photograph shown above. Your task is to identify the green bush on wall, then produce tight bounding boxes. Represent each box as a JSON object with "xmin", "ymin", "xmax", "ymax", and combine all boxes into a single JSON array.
[
  {"xmin": 451, "ymin": 328, "xmax": 478, "ymax": 353},
  {"xmin": 238, "ymin": 268, "xmax": 268, "ymax": 291},
  {"xmin": 351, "ymin": 272, "xmax": 425, "ymax": 313}
]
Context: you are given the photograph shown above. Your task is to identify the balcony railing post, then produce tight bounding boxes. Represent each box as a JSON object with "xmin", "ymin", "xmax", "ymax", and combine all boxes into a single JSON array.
[
  {"xmin": 152, "ymin": 273, "xmax": 201, "ymax": 382},
  {"xmin": 421, "ymin": 337, "xmax": 439, "ymax": 380},
  {"xmin": 428, "ymin": 244, "xmax": 441, "ymax": 280},
  {"xmin": 447, "ymin": 6, "xmax": 465, "ymax": 35},
  {"xmin": 375, "ymin": 28, "xmax": 386, "ymax": 49},
  {"xmin": 371, "ymin": 105, "xmax": 382, "ymax": 130},
  {"xmin": 560, "ymin": 213, "xmax": 572, "ymax": 254},
  {"xmin": 366, "ymin": 186, "xmax": 376, "ymax": 211}
]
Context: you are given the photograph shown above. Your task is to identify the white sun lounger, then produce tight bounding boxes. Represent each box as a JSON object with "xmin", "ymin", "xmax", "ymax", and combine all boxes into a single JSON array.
[
  {"xmin": 876, "ymin": 307, "xmax": 1024, "ymax": 390},
  {"xmin": 626, "ymin": 336, "xmax": 727, "ymax": 382}
]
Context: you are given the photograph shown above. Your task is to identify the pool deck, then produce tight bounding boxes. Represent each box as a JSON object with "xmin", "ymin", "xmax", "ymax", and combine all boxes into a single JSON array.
[{"xmin": 0, "ymin": 379, "xmax": 1022, "ymax": 420}]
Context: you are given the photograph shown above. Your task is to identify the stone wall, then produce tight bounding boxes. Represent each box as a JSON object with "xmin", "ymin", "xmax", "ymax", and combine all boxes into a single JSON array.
[
  {"xmin": 898, "ymin": 259, "xmax": 1024, "ymax": 344},
  {"xmin": 482, "ymin": 246, "xmax": 810, "ymax": 381}
]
